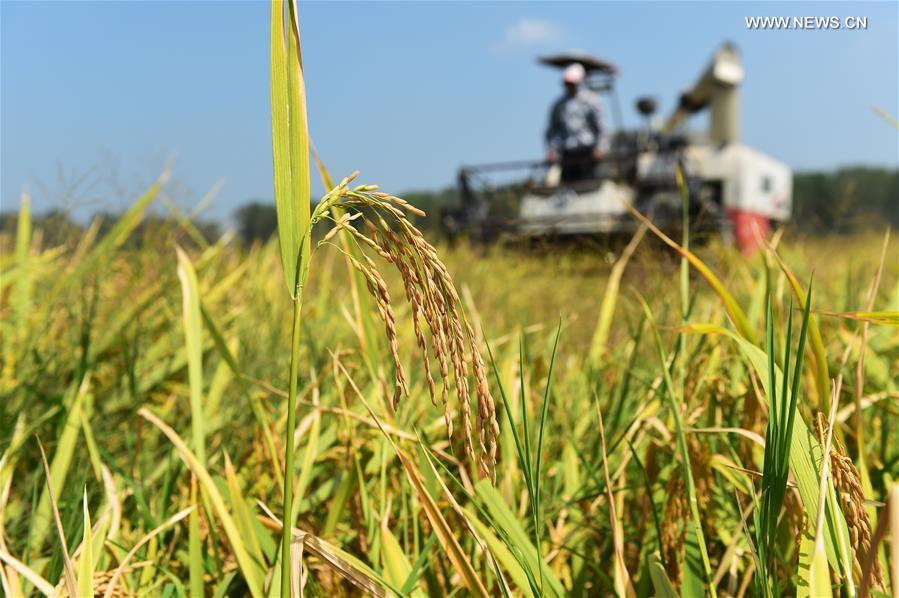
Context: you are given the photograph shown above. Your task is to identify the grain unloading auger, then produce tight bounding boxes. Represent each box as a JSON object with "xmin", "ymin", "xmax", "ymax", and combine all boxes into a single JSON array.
[{"xmin": 442, "ymin": 43, "xmax": 792, "ymax": 252}]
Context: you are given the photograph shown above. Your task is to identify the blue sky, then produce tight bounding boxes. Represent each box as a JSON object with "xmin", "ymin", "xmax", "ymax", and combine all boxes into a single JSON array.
[{"xmin": 2, "ymin": 1, "xmax": 897, "ymax": 221}]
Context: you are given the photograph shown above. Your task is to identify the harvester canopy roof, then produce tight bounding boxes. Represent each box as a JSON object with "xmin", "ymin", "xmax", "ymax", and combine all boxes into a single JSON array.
[{"xmin": 538, "ymin": 52, "xmax": 618, "ymax": 75}]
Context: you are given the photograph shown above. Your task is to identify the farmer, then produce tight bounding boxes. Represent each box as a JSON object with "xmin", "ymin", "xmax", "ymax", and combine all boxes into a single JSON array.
[{"xmin": 544, "ymin": 62, "xmax": 610, "ymax": 183}]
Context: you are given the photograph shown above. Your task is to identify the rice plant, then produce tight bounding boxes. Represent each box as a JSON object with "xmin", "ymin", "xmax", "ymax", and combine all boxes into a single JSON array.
[{"xmin": 269, "ymin": 0, "xmax": 498, "ymax": 591}]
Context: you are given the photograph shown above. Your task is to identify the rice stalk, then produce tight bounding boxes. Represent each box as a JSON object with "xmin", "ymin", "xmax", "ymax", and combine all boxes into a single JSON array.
[
  {"xmin": 815, "ymin": 310, "xmax": 899, "ymax": 327},
  {"xmin": 332, "ymin": 373, "xmax": 490, "ymax": 597},
  {"xmin": 256, "ymin": 504, "xmax": 392, "ymax": 597},
  {"xmin": 853, "ymin": 230, "xmax": 891, "ymax": 527},
  {"xmin": 270, "ymin": 0, "xmax": 312, "ymax": 592},
  {"xmin": 27, "ymin": 374, "xmax": 93, "ymax": 557},
  {"xmin": 889, "ymin": 483, "xmax": 899, "ymax": 597},
  {"xmin": 808, "ymin": 386, "xmax": 842, "ymax": 598},
  {"xmin": 682, "ymin": 321, "xmax": 855, "ymax": 580},
  {"xmin": 596, "ymin": 403, "xmax": 634, "ymax": 597},
  {"xmin": 36, "ymin": 439, "xmax": 77, "ymax": 598},
  {"xmin": 10, "ymin": 191, "xmax": 32, "ymax": 376},
  {"xmin": 76, "ymin": 489, "xmax": 94, "ymax": 598},
  {"xmin": 640, "ymin": 299, "xmax": 717, "ymax": 597},
  {"xmin": 587, "ymin": 223, "xmax": 646, "ymax": 365},
  {"xmin": 755, "ymin": 286, "xmax": 811, "ymax": 596},
  {"xmin": 176, "ymin": 246, "xmax": 206, "ymax": 464},
  {"xmin": 623, "ymin": 197, "xmax": 754, "ymax": 343},
  {"xmin": 101, "ymin": 507, "xmax": 194, "ymax": 598},
  {"xmin": 138, "ymin": 408, "xmax": 266, "ymax": 597},
  {"xmin": 817, "ymin": 418, "xmax": 884, "ymax": 590},
  {"xmin": 763, "ymin": 237, "xmax": 831, "ymax": 410}
]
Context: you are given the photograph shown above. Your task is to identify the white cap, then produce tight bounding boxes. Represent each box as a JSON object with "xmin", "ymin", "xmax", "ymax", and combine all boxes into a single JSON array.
[{"xmin": 562, "ymin": 63, "xmax": 586, "ymax": 84}]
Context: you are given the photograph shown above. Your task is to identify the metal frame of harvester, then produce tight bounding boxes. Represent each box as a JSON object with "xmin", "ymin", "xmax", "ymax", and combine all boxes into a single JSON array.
[{"xmin": 442, "ymin": 43, "xmax": 792, "ymax": 250}]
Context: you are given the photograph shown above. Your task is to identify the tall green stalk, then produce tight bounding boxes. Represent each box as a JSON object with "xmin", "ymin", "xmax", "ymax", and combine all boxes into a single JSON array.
[
  {"xmin": 271, "ymin": 0, "xmax": 312, "ymax": 592},
  {"xmin": 676, "ymin": 165, "xmax": 691, "ymax": 394},
  {"xmin": 281, "ymin": 296, "xmax": 303, "ymax": 596}
]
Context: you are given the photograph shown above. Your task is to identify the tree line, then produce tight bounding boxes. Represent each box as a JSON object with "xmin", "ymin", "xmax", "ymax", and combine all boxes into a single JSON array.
[{"xmin": 2, "ymin": 166, "xmax": 895, "ymax": 247}]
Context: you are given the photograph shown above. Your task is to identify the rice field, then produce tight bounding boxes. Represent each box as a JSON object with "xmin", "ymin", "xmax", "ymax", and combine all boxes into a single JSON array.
[
  {"xmin": 2, "ymin": 2, "xmax": 898, "ymax": 597},
  {"xmin": 3, "ymin": 185, "xmax": 897, "ymax": 597}
]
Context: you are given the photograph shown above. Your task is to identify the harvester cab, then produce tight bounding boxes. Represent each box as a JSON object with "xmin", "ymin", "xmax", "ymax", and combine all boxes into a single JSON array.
[{"xmin": 443, "ymin": 43, "xmax": 792, "ymax": 253}]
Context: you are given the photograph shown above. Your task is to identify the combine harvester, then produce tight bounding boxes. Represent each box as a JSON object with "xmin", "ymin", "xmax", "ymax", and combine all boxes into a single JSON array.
[{"xmin": 443, "ymin": 43, "xmax": 792, "ymax": 253}]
